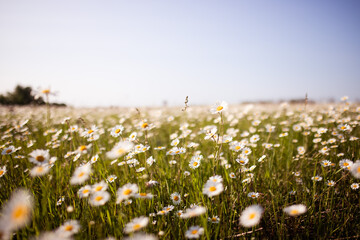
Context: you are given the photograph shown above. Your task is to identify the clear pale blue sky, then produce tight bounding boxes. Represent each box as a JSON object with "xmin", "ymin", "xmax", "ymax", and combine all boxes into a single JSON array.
[{"xmin": 0, "ymin": 0, "xmax": 359, "ymax": 107}]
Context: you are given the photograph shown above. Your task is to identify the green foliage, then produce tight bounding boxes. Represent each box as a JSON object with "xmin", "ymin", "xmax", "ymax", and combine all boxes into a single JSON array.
[{"xmin": 0, "ymin": 85, "xmax": 45, "ymax": 105}]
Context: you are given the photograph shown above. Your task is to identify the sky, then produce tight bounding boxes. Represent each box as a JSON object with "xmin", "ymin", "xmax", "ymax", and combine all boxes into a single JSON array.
[{"xmin": 0, "ymin": 0, "xmax": 359, "ymax": 107}]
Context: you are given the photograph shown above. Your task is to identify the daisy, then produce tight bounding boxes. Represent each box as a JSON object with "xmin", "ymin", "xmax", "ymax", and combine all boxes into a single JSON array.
[
  {"xmin": 78, "ymin": 185, "xmax": 92, "ymax": 198},
  {"xmin": 56, "ymin": 220, "xmax": 80, "ymax": 238},
  {"xmin": 110, "ymin": 125, "xmax": 124, "ymax": 137},
  {"xmin": 247, "ymin": 192, "xmax": 260, "ymax": 199},
  {"xmin": 90, "ymin": 154, "xmax": 99, "ymax": 164},
  {"xmin": 339, "ymin": 159, "xmax": 353, "ymax": 170},
  {"xmin": 312, "ymin": 176, "xmax": 323, "ymax": 182},
  {"xmin": 107, "ymin": 175, "xmax": 117, "ymax": 183},
  {"xmin": 76, "ymin": 144, "xmax": 92, "ymax": 155},
  {"xmin": 29, "ymin": 165, "xmax": 51, "ymax": 177},
  {"xmin": 106, "ymin": 141, "xmax": 134, "ymax": 159},
  {"xmin": 210, "ymin": 101, "xmax": 228, "ymax": 114},
  {"xmin": 0, "ymin": 166, "xmax": 7, "ymax": 178},
  {"xmin": 209, "ymin": 175, "xmax": 223, "ymax": 183},
  {"xmin": 236, "ymin": 157, "xmax": 249, "ymax": 165},
  {"xmin": 203, "ymin": 180, "xmax": 224, "ymax": 197},
  {"xmin": 242, "ymin": 147, "xmax": 252, "ymax": 155},
  {"xmin": 92, "ymin": 181, "xmax": 108, "ymax": 193},
  {"xmin": 0, "ymin": 189, "xmax": 34, "ymax": 232},
  {"xmin": 157, "ymin": 205, "xmax": 174, "ymax": 215},
  {"xmin": 81, "ymin": 125, "xmax": 98, "ymax": 138},
  {"xmin": 321, "ymin": 160, "xmax": 332, "ymax": 167},
  {"xmin": 250, "ymin": 134, "xmax": 260, "ymax": 143},
  {"xmin": 70, "ymin": 164, "xmax": 92, "ymax": 185},
  {"xmin": 180, "ymin": 206, "xmax": 206, "ymax": 219},
  {"xmin": 69, "ymin": 125, "xmax": 78, "ymax": 132},
  {"xmin": 239, "ymin": 205, "xmax": 264, "ymax": 228},
  {"xmin": 189, "ymin": 158, "xmax": 201, "ymax": 169},
  {"xmin": 229, "ymin": 172, "xmax": 236, "ymax": 178},
  {"xmin": 117, "ymin": 183, "xmax": 138, "ymax": 203},
  {"xmin": 204, "ymin": 127, "xmax": 217, "ymax": 140},
  {"xmin": 208, "ymin": 216, "xmax": 220, "ymax": 223},
  {"xmin": 146, "ymin": 180, "xmax": 159, "ymax": 187},
  {"xmin": 292, "ymin": 124, "xmax": 302, "ymax": 132},
  {"xmin": 283, "ymin": 204, "xmax": 307, "ymax": 216},
  {"xmin": 350, "ymin": 183, "xmax": 359, "ymax": 190},
  {"xmin": 135, "ymin": 192, "xmax": 154, "ymax": 199},
  {"xmin": 124, "ymin": 216, "xmax": 149, "ymax": 234},
  {"xmin": 146, "ymin": 156, "xmax": 156, "ymax": 166},
  {"xmin": 1, "ymin": 146, "xmax": 16, "ymax": 155},
  {"xmin": 185, "ymin": 226, "xmax": 204, "ymax": 239},
  {"xmin": 350, "ymin": 162, "xmax": 360, "ymax": 179},
  {"xmin": 171, "ymin": 138, "xmax": 180, "ymax": 146},
  {"xmin": 89, "ymin": 191, "xmax": 110, "ymax": 206},
  {"xmin": 170, "ymin": 192, "xmax": 181, "ymax": 205},
  {"xmin": 29, "ymin": 149, "xmax": 50, "ymax": 165},
  {"xmin": 258, "ymin": 155, "xmax": 266, "ymax": 162},
  {"xmin": 124, "ymin": 233, "xmax": 158, "ymax": 240},
  {"xmin": 230, "ymin": 141, "xmax": 244, "ymax": 152},
  {"xmin": 128, "ymin": 132, "xmax": 137, "ymax": 141},
  {"xmin": 297, "ymin": 146, "xmax": 305, "ymax": 155},
  {"xmin": 326, "ymin": 180, "xmax": 336, "ymax": 187}
]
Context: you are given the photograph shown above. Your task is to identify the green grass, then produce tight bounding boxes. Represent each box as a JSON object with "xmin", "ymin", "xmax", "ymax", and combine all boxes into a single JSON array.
[{"xmin": 0, "ymin": 103, "xmax": 359, "ymax": 239}]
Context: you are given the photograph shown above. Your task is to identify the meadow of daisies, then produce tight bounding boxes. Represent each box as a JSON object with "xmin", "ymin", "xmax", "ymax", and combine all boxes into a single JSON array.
[{"xmin": 0, "ymin": 100, "xmax": 360, "ymax": 239}]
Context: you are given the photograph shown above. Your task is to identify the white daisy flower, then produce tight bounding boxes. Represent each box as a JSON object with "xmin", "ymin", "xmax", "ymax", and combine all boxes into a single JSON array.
[
  {"xmin": 283, "ymin": 204, "xmax": 307, "ymax": 216},
  {"xmin": 239, "ymin": 205, "xmax": 264, "ymax": 227}
]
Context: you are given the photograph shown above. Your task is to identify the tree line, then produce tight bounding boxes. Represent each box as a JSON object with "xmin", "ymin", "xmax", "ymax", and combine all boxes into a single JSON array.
[{"xmin": 0, "ymin": 85, "xmax": 66, "ymax": 106}]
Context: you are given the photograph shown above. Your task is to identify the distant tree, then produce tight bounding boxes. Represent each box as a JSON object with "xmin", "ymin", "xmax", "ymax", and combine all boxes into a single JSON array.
[{"xmin": 0, "ymin": 85, "xmax": 46, "ymax": 105}]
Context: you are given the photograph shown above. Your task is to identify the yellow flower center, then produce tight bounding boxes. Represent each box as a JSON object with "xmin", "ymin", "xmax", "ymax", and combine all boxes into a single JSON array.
[
  {"xmin": 36, "ymin": 167, "xmax": 44, "ymax": 173},
  {"xmin": 95, "ymin": 196, "xmax": 103, "ymax": 201},
  {"xmin": 191, "ymin": 230, "xmax": 198, "ymax": 234},
  {"xmin": 12, "ymin": 205, "xmax": 28, "ymax": 220},
  {"xmin": 290, "ymin": 209, "xmax": 299, "ymax": 215},
  {"xmin": 78, "ymin": 172, "xmax": 85, "ymax": 177},
  {"xmin": 212, "ymin": 217, "xmax": 217, "ymax": 221},
  {"xmin": 0, "ymin": 170, "xmax": 4, "ymax": 175},
  {"xmin": 216, "ymin": 106, "xmax": 223, "ymax": 111},
  {"xmin": 209, "ymin": 186, "xmax": 217, "ymax": 192},
  {"xmin": 357, "ymin": 166, "xmax": 360, "ymax": 173},
  {"xmin": 117, "ymin": 148, "xmax": 125, "ymax": 155},
  {"xmin": 64, "ymin": 225, "xmax": 73, "ymax": 231},
  {"xmin": 343, "ymin": 162, "xmax": 349, "ymax": 166},
  {"xmin": 83, "ymin": 189, "xmax": 89, "ymax": 194},
  {"xmin": 36, "ymin": 155, "xmax": 45, "ymax": 162},
  {"xmin": 87, "ymin": 130, "xmax": 94, "ymax": 134},
  {"xmin": 42, "ymin": 89, "xmax": 50, "ymax": 94},
  {"xmin": 235, "ymin": 146, "xmax": 241, "ymax": 150},
  {"xmin": 6, "ymin": 149, "xmax": 12, "ymax": 154},
  {"xmin": 79, "ymin": 145, "xmax": 87, "ymax": 151},
  {"xmin": 193, "ymin": 162, "xmax": 198, "ymax": 166},
  {"xmin": 95, "ymin": 186, "xmax": 103, "ymax": 191},
  {"xmin": 141, "ymin": 123, "xmax": 148, "ymax": 129},
  {"xmin": 123, "ymin": 189, "xmax": 132, "ymax": 195},
  {"xmin": 249, "ymin": 213, "xmax": 256, "ymax": 219},
  {"xmin": 173, "ymin": 196, "xmax": 179, "ymax": 201},
  {"xmin": 140, "ymin": 193, "xmax": 147, "ymax": 196},
  {"xmin": 115, "ymin": 129, "xmax": 121, "ymax": 134},
  {"xmin": 133, "ymin": 224, "xmax": 141, "ymax": 230}
]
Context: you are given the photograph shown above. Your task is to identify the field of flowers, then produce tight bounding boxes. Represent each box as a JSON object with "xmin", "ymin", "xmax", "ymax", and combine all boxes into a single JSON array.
[{"xmin": 0, "ymin": 100, "xmax": 359, "ymax": 239}]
